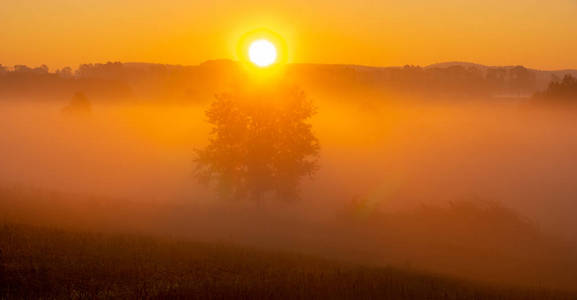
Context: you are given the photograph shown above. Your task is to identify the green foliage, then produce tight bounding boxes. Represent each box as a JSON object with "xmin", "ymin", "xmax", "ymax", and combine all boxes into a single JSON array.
[{"xmin": 195, "ymin": 86, "xmax": 319, "ymax": 202}]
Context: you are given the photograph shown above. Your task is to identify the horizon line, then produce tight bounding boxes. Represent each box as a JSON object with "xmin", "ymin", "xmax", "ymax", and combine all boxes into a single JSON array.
[{"xmin": 3, "ymin": 60, "xmax": 577, "ymax": 73}]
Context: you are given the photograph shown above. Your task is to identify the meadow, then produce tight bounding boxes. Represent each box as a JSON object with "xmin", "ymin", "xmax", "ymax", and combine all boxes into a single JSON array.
[
  {"xmin": 2, "ymin": 64, "xmax": 577, "ymax": 298},
  {"xmin": 1, "ymin": 222, "xmax": 576, "ymax": 299},
  {"xmin": 4, "ymin": 0, "xmax": 577, "ymax": 296}
]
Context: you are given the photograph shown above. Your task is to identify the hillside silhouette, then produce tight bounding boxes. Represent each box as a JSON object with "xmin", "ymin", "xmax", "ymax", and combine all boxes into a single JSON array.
[
  {"xmin": 2, "ymin": 222, "xmax": 575, "ymax": 299},
  {"xmin": 3, "ymin": 61, "xmax": 577, "ymax": 103},
  {"xmin": 1, "ymin": 186, "xmax": 576, "ymax": 294}
]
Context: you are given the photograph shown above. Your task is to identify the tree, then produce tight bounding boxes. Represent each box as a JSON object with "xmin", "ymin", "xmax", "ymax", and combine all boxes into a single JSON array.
[
  {"xmin": 538, "ymin": 74, "xmax": 577, "ymax": 101},
  {"xmin": 56, "ymin": 67, "xmax": 73, "ymax": 78},
  {"xmin": 13, "ymin": 65, "xmax": 32, "ymax": 73},
  {"xmin": 194, "ymin": 86, "xmax": 319, "ymax": 203},
  {"xmin": 62, "ymin": 91, "xmax": 91, "ymax": 116},
  {"xmin": 509, "ymin": 66, "xmax": 535, "ymax": 95}
]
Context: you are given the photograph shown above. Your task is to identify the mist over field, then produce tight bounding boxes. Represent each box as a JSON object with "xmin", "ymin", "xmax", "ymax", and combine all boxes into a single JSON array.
[
  {"xmin": 5, "ymin": 0, "xmax": 577, "ymax": 297},
  {"xmin": 2, "ymin": 89, "xmax": 577, "ymax": 235},
  {"xmin": 2, "ymin": 62, "xmax": 577, "ymax": 293}
]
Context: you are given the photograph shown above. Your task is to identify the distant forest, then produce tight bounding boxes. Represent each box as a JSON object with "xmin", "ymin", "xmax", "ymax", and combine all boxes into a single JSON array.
[{"xmin": 1, "ymin": 61, "xmax": 576, "ymax": 102}]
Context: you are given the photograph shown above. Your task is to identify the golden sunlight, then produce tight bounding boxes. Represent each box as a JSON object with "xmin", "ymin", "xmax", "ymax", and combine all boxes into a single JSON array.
[
  {"xmin": 248, "ymin": 39, "xmax": 277, "ymax": 67},
  {"xmin": 237, "ymin": 29, "xmax": 287, "ymax": 71},
  {"xmin": 5, "ymin": 0, "xmax": 577, "ymax": 297}
]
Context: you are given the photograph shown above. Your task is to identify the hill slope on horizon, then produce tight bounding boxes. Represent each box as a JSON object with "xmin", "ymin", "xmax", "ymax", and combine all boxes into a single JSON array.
[
  {"xmin": 1, "ymin": 222, "xmax": 575, "ymax": 299},
  {"xmin": 2, "ymin": 60, "xmax": 577, "ymax": 102}
]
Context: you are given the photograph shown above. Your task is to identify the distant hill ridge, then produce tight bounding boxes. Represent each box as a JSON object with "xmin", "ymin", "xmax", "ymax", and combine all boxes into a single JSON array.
[
  {"xmin": 120, "ymin": 60, "xmax": 577, "ymax": 72},
  {"xmin": 123, "ymin": 60, "xmax": 577, "ymax": 89},
  {"xmin": 425, "ymin": 61, "xmax": 577, "ymax": 73},
  {"xmin": 2, "ymin": 60, "xmax": 577, "ymax": 101}
]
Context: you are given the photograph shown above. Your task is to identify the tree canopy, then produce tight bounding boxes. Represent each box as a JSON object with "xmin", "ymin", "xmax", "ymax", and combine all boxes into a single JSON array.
[
  {"xmin": 195, "ymin": 86, "xmax": 319, "ymax": 203},
  {"xmin": 538, "ymin": 74, "xmax": 577, "ymax": 101}
]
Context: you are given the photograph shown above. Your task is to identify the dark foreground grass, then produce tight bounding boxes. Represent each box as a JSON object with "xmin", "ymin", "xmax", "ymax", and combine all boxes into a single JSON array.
[{"xmin": 0, "ymin": 223, "xmax": 574, "ymax": 299}]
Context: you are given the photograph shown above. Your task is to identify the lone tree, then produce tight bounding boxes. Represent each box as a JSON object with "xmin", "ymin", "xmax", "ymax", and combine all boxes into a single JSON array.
[
  {"xmin": 62, "ymin": 91, "xmax": 91, "ymax": 116},
  {"xmin": 194, "ymin": 86, "xmax": 319, "ymax": 203}
]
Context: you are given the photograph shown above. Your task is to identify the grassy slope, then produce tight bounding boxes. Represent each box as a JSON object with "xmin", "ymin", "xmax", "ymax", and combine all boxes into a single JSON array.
[{"xmin": 0, "ymin": 224, "xmax": 575, "ymax": 299}]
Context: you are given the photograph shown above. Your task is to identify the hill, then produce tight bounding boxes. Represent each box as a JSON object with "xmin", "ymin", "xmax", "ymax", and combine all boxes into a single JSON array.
[
  {"xmin": 3, "ymin": 60, "xmax": 577, "ymax": 102},
  {"xmin": 425, "ymin": 61, "xmax": 577, "ymax": 94},
  {"xmin": 1, "ymin": 186, "xmax": 577, "ymax": 294},
  {"xmin": 1, "ymin": 223, "xmax": 575, "ymax": 299}
]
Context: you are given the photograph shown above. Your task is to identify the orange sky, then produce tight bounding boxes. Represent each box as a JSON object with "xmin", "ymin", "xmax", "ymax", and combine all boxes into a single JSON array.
[{"xmin": 1, "ymin": 0, "xmax": 576, "ymax": 70}]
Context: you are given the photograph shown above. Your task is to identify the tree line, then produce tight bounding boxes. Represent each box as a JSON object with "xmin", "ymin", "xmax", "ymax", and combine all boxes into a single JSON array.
[{"xmin": 1, "ymin": 62, "xmax": 575, "ymax": 101}]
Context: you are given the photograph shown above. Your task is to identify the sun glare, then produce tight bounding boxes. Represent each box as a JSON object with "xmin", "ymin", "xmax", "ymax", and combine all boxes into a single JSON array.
[{"xmin": 248, "ymin": 39, "xmax": 277, "ymax": 67}]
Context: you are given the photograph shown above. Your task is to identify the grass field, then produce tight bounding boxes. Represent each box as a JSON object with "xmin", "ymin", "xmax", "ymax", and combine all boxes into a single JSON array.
[{"xmin": 0, "ymin": 223, "xmax": 575, "ymax": 299}]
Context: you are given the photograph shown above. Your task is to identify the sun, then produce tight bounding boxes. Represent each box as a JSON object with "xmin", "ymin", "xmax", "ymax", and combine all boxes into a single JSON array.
[
  {"xmin": 248, "ymin": 39, "xmax": 277, "ymax": 67},
  {"xmin": 237, "ymin": 29, "xmax": 287, "ymax": 71}
]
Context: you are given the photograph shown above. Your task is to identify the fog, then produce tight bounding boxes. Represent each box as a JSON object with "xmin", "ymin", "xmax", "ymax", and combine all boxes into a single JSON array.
[{"xmin": 1, "ymin": 96, "xmax": 577, "ymax": 291}]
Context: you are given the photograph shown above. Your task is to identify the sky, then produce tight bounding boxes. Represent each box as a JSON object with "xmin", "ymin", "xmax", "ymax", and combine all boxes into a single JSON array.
[{"xmin": 1, "ymin": 0, "xmax": 577, "ymax": 70}]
